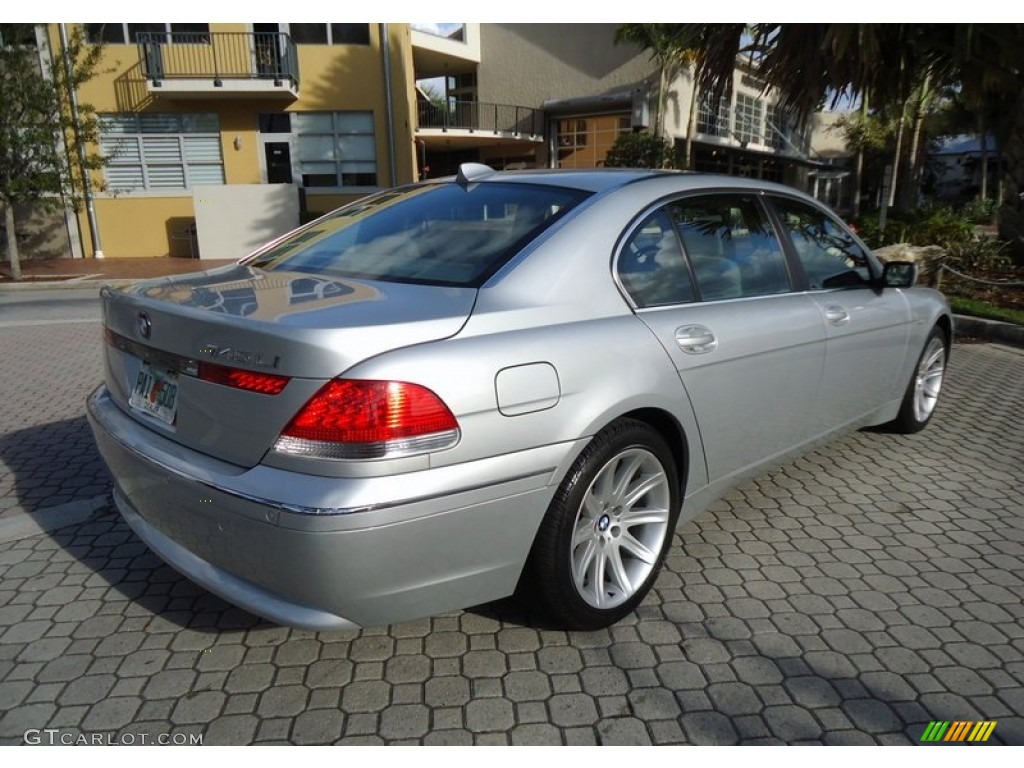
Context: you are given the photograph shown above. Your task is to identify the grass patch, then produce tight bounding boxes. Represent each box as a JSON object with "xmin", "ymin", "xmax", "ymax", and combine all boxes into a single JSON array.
[{"xmin": 948, "ymin": 296, "xmax": 1024, "ymax": 325}]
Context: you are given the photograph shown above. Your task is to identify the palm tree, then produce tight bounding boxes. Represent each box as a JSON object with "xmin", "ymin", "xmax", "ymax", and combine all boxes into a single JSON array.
[
  {"xmin": 672, "ymin": 23, "xmax": 1024, "ymax": 260},
  {"xmin": 615, "ymin": 25, "xmax": 676, "ymax": 138},
  {"xmin": 615, "ymin": 24, "xmax": 700, "ymax": 166}
]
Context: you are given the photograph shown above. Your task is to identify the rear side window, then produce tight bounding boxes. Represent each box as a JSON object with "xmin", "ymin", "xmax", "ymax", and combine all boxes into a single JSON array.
[
  {"xmin": 669, "ymin": 195, "xmax": 791, "ymax": 300},
  {"xmin": 617, "ymin": 210, "xmax": 696, "ymax": 308},
  {"xmin": 246, "ymin": 182, "xmax": 590, "ymax": 287},
  {"xmin": 771, "ymin": 197, "xmax": 873, "ymax": 290}
]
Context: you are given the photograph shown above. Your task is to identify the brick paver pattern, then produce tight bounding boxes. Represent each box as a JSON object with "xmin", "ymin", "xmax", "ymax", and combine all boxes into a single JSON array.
[{"xmin": 0, "ymin": 338, "xmax": 1021, "ymax": 745}]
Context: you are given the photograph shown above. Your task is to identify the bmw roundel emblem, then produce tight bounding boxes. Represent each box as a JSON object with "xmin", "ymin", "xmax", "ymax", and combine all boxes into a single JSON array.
[{"xmin": 137, "ymin": 311, "xmax": 152, "ymax": 339}]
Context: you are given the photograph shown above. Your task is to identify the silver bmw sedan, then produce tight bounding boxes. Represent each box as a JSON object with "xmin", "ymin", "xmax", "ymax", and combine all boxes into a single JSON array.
[{"xmin": 87, "ymin": 165, "xmax": 951, "ymax": 631}]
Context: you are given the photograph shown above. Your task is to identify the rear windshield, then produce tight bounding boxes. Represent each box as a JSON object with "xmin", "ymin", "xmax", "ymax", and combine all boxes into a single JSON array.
[{"xmin": 245, "ymin": 182, "xmax": 591, "ymax": 287}]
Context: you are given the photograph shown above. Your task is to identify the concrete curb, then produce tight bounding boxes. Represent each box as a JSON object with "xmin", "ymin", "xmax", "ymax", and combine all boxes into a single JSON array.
[
  {"xmin": 0, "ymin": 495, "xmax": 110, "ymax": 544},
  {"xmin": 954, "ymin": 314, "xmax": 1024, "ymax": 349}
]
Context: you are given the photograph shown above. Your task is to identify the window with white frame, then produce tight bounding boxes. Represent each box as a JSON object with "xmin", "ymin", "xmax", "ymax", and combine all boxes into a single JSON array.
[
  {"xmin": 765, "ymin": 103, "xmax": 797, "ymax": 151},
  {"xmin": 697, "ymin": 98, "xmax": 730, "ymax": 138},
  {"xmin": 294, "ymin": 112, "xmax": 377, "ymax": 188},
  {"xmin": 734, "ymin": 93, "xmax": 764, "ymax": 145},
  {"xmin": 100, "ymin": 113, "xmax": 224, "ymax": 191}
]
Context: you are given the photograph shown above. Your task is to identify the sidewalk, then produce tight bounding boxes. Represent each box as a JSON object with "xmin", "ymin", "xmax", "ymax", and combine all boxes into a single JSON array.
[{"xmin": 0, "ymin": 256, "xmax": 236, "ymax": 289}]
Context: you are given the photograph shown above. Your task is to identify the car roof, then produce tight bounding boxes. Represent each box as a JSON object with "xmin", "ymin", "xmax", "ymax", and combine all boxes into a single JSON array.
[{"xmin": 431, "ymin": 167, "xmax": 811, "ymax": 197}]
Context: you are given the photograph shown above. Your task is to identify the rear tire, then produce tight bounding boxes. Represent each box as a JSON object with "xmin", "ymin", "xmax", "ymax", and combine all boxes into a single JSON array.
[
  {"xmin": 525, "ymin": 419, "xmax": 680, "ymax": 630},
  {"xmin": 886, "ymin": 326, "xmax": 948, "ymax": 433}
]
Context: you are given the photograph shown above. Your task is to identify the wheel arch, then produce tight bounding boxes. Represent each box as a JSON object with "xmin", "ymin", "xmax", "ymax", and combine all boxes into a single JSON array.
[
  {"xmin": 618, "ymin": 407, "xmax": 690, "ymax": 497},
  {"xmin": 935, "ymin": 313, "xmax": 953, "ymax": 353}
]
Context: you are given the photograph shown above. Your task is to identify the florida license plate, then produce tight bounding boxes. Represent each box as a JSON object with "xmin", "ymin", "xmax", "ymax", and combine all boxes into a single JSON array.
[{"xmin": 129, "ymin": 363, "xmax": 179, "ymax": 425}]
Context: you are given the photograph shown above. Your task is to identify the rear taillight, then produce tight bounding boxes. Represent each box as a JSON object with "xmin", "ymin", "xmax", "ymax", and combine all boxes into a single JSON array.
[
  {"xmin": 199, "ymin": 362, "xmax": 290, "ymax": 395},
  {"xmin": 273, "ymin": 379, "xmax": 460, "ymax": 460}
]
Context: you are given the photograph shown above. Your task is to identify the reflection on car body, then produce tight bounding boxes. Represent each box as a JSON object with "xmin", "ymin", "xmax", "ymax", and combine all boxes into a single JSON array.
[{"xmin": 88, "ymin": 165, "xmax": 951, "ymax": 631}]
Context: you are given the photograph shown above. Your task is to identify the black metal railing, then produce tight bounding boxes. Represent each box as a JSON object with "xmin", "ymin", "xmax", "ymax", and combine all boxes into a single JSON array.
[
  {"xmin": 417, "ymin": 99, "xmax": 543, "ymax": 138},
  {"xmin": 138, "ymin": 32, "xmax": 299, "ymax": 88}
]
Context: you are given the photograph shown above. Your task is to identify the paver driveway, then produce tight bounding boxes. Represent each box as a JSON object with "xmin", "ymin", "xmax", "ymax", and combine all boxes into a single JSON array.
[{"xmin": 0, "ymin": 316, "xmax": 1021, "ymax": 744}]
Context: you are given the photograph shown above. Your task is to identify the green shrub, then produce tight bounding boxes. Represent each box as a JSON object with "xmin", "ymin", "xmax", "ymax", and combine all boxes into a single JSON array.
[
  {"xmin": 853, "ymin": 203, "xmax": 973, "ymax": 250},
  {"xmin": 604, "ymin": 132, "xmax": 676, "ymax": 169},
  {"xmin": 944, "ymin": 235, "xmax": 1012, "ymax": 275},
  {"xmin": 960, "ymin": 197, "xmax": 997, "ymax": 225}
]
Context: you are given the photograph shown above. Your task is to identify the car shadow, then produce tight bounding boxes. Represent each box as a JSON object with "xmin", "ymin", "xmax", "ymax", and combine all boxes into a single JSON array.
[
  {"xmin": 0, "ymin": 415, "xmax": 112, "ymax": 518},
  {"xmin": 0, "ymin": 415, "xmax": 271, "ymax": 634}
]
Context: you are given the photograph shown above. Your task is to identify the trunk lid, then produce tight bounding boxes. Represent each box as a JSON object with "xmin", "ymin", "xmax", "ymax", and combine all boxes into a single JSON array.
[{"xmin": 101, "ymin": 264, "xmax": 475, "ymax": 467}]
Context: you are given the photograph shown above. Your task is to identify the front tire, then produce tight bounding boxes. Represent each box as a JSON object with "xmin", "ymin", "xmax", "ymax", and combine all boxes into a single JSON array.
[
  {"xmin": 886, "ymin": 326, "xmax": 948, "ymax": 433},
  {"xmin": 525, "ymin": 419, "xmax": 680, "ymax": 630}
]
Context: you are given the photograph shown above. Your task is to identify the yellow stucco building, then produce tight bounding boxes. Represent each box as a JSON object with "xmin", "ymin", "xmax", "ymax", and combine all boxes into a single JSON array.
[{"xmin": 47, "ymin": 23, "xmax": 429, "ymax": 259}]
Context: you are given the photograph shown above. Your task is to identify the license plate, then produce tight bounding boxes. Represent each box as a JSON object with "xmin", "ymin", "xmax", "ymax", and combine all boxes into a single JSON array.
[{"xmin": 129, "ymin": 363, "xmax": 179, "ymax": 425}]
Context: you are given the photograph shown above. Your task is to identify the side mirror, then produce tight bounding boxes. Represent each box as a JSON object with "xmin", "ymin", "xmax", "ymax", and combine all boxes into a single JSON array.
[{"xmin": 881, "ymin": 261, "xmax": 917, "ymax": 289}]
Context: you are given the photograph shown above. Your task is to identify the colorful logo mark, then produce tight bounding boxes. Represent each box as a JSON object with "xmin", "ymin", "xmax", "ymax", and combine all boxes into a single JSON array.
[{"xmin": 920, "ymin": 721, "xmax": 997, "ymax": 743}]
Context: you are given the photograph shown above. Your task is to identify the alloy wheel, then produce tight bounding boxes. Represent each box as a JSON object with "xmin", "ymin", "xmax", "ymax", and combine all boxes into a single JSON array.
[{"xmin": 570, "ymin": 447, "xmax": 671, "ymax": 609}]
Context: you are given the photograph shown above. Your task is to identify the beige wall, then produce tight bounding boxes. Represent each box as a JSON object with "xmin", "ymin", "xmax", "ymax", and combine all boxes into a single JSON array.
[{"xmin": 476, "ymin": 24, "xmax": 653, "ymax": 109}]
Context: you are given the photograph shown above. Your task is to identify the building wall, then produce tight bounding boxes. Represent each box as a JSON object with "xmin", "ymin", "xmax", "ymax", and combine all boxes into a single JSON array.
[
  {"xmin": 91, "ymin": 197, "xmax": 198, "ymax": 258},
  {"xmin": 51, "ymin": 23, "xmax": 417, "ymax": 258},
  {"xmin": 476, "ymin": 24, "xmax": 652, "ymax": 108},
  {"xmin": 476, "ymin": 24, "xmax": 653, "ymax": 168}
]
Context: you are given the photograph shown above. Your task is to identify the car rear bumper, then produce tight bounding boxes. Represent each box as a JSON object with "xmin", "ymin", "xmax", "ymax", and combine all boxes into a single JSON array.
[{"xmin": 87, "ymin": 385, "xmax": 576, "ymax": 629}]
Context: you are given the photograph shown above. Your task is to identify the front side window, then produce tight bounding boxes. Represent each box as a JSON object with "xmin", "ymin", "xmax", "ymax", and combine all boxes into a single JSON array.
[
  {"xmin": 100, "ymin": 113, "xmax": 224, "ymax": 191},
  {"xmin": 294, "ymin": 112, "xmax": 376, "ymax": 188},
  {"xmin": 245, "ymin": 182, "xmax": 590, "ymax": 287},
  {"xmin": 617, "ymin": 210, "xmax": 695, "ymax": 308},
  {"xmin": 771, "ymin": 197, "xmax": 873, "ymax": 290},
  {"xmin": 670, "ymin": 195, "xmax": 791, "ymax": 300}
]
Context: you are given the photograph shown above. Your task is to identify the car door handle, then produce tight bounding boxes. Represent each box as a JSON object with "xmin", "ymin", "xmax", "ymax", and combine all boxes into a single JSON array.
[
  {"xmin": 675, "ymin": 325, "xmax": 718, "ymax": 354},
  {"xmin": 824, "ymin": 305, "xmax": 850, "ymax": 326}
]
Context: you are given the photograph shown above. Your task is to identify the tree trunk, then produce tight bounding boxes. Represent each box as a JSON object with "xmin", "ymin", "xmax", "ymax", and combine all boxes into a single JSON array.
[
  {"xmin": 653, "ymin": 65, "xmax": 666, "ymax": 138},
  {"xmin": 901, "ymin": 73, "xmax": 932, "ymax": 213},
  {"xmin": 979, "ymin": 113, "xmax": 989, "ymax": 202},
  {"xmin": 889, "ymin": 103, "xmax": 906, "ymax": 211},
  {"xmin": 684, "ymin": 74, "xmax": 699, "ymax": 170},
  {"xmin": 851, "ymin": 90, "xmax": 869, "ymax": 219},
  {"xmin": 3, "ymin": 202, "xmax": 21, "ymax": 282},
  {"xmin": 995, "ymin": 91, "xmax": 1024, "ymax": 264}
]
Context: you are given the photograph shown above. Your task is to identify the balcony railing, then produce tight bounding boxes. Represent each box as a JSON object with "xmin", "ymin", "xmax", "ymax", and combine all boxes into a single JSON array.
[
  {"xmin": 417, "ymin": 99, "xmax": 543, "ymax": 138},
  {"xmin": 138, "ymin": 32, "xmax": 299, "ymax": 88}
]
